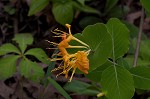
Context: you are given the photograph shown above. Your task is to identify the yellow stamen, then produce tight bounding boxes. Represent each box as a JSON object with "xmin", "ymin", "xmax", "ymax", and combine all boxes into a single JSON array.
[
  {"xmin": 51, "ymin": 66, "xmax": 64, "ymax": 72},
  {"xmin": 51, "ymin": 31, "xmax": 62, "ymax": 35},
  {"xmin": 49, "ymin": 58, "xmax": 63, "ymax": 61},
  {"xmin": 53, "ymin": 36, "xmax": 62, "ymax": 37},
  {"xmin": 54, "ymin": 28, "xmax": 66, "ymax": 33},
  {"xmin": 51, "ymin": 53, "xmax": 62, "ymax": 57},
  {"xmin": 69, "ymin": 67, "xmax": 76, "ymax": 82},
  {"xmin": 45, "ymin": 40, "xmax": 58, "ymax": 46}
]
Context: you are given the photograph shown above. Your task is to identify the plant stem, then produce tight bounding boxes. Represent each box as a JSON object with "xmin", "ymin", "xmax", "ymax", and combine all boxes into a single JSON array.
[{"xmin": 133, "ymin": 8, "xmax": 144, "ymax": 67}]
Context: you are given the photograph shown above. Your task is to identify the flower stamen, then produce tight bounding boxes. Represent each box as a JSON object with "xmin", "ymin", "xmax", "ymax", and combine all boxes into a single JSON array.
[
  {"xmin": 49, "ymin": 58, "xmax": 63, "ymax": 61},
  {"xmin": 48, "ymin": 24, "xmax": 90, "ymax": 81}
]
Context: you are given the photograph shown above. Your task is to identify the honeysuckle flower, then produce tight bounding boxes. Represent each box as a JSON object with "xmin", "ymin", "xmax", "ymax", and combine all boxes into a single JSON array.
[
  {"xmin": 49, "ymin": 24, "xmax": 91, "ymax": 81},
  {"xmin": 51, "ymin": 50, "xmax": 90, "ymax": 82}
]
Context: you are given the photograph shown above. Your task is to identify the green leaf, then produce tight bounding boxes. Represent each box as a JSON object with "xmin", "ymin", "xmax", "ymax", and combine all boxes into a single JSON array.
[
  {"xmin": 4, "ymin": 5, "xmax": 16, "ymax": 15},
  {"xmin": 131, "ymin": 38, "xmax": 150, "ymax": 61},
  {"xmin": 52, "ymin": 2, "xmax": 73, "ymax": 25},
  {"xmin": 147, "ymin": 97, "xmax": 150, "ymax": 99},
  {"xmin": 123, "ymin": 21, "xmax": 147, "ymax": 39},
  {"xmin": 132, "ymin": 39, "xmax": 150, "ymax": 61},
  {"xmin": 25, "ymin": 48, "xmax": 49, "ymax": 64},
  {"xmin": 48, "ymin": 77, "xmax": 71, "ymax": 99},
  {"xmin": 107, "ymin": 18, "xmax": 130, "ymax": 60},
  {"xmin": 51, "ymin": 0, "xmax": 71, "ymax": 3},
  {"xmin": 82, "ymin": 23, "xmax": 112, "ymax": 71},
  {"xmin": 76, "ymin": 0, "xmax": 85, "ymax": 5},
  {"xmin": 0, "ymin": 55, "xmax": 19, "ymax": 79},
  {"xmin": 43, "ymin": 50, "xmax": 58, "ymax": 86},
  {"xmin": 28, "ymin": 0, "xmax": 49, "ymax": 16},
  {"xmin": 19, "ymin": 58, "xmax": 44, "ymax": 82},
  {"xmin": 116, "ymin": 58, "xmax": 131, "ymax": 70},
  {"xmin": 79, "ymin": 16, "xmax": 102, "ymax": 29},
  {"xmin": 101, "ymin": 66, "xmax": 135, "ymax": 99},
  {"xmin": 72, "ymin": 1, "xmax": 100, "ymax": 15},
  {"xmin": 45, "ymin": 50, "xmax": 59, "ymax": 78},
  {"xmin": 64, "ymin": 80, "xmax": 99, "ymax": 96},
  {"xmin": 86, "ymin": 60, "xmax": 112, "ymax": 82},
  {"xmin": 130, "ymin": 66, "xmax": 150, "ymax": 90},
  {"xmin": 105, "ymin": 0, "xmax": 119, "ymax": 13},
  {"xmin": 68, "ymin": 23, "xmax": 112, "ymax": 72},
  {"xmin": 140, "ymin": 0, "xmax": 150, "ymax": 13},
  {"xmin": 140, "ymin": 40, "xmax": 150, "ymax": 60},
  {"xmin": 13, "ymin": 33, "xmax": 33, "ymax": 54},
  {"xmin": 0, "ymin": 43, "xmax": 20, "ymax": 55},
  {"xmin": 124, "ymin": 56, "xmax": 150, "ymax": 67},
  {"xmin": 108, "ymin": 5, "xmax": 129, "ymax": 18}
]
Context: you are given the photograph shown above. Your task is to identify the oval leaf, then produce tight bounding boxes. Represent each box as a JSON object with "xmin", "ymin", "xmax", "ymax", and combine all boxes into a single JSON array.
[
  {"xmin": 82, "ymin": 23, "xmax": 112, "ymax": 71},
  {"xmin": 86, "ymin": 60, "xmax": 112, "ymax": 82},
  {"xmin": 0, "ymin": 43, "xmax": 20, "ymax": 55},
  {"xmin": 52, "ymin": 2, "xmax": 73, "ymax": 25},
  {"xmin": 28, "ymin": 0, "xmax": 49, "ymax": 16},
  {"xmin": 13, "ymin": 33, "xmax": 33, "ymax": 54},
  {"xmin": 0, "ymin": 55, "xmax": 19, "ymax": 79},
  {"xmin": 25, "ymin": 48, "xmax": 49, "ymax": 64},
  {"xmin": 130, "ymin": 66, "xmax": 150, "ymax": 90},
  {"xmin": 19, "ymin": 58, "xmax": 44, "ymax": 82},
  {"xmin": 101, "ymin": 66, "xmax": 135, "ymax": 99},
  {"xmin": 106, "ymin": 18, "xmax": 130, "ymax": 60}
]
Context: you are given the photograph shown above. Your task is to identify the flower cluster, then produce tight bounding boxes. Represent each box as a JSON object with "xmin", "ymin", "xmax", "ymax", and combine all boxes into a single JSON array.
[{"xmin": 48, "ymin": 24, "xmax": 90, "ymax": 82}]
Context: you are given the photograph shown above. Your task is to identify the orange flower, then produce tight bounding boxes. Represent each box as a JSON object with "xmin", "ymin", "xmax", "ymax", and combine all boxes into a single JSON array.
[
  {"xmin": 49, "ymin": 24, "xmax": 91, "ymax": 81},
  {"xmin": 51, "ymin": 51, "xmax": 90, "ymax": 82},
  {"xmin": 75, "ymin": 51, "xmax": 89, "ymax": 74}
]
